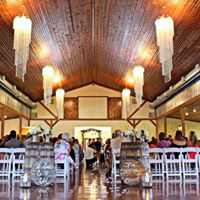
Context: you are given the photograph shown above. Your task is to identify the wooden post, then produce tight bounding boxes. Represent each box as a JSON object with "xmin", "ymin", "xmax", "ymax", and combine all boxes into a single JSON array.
[
  {"xmin": 156, "ymin": 119, "xmax": 159, "ymax": 138},
  {"xmin": 181, "ymin": 109, "xmax": 185, "ymax": 136},
  {"xmin": 19, "ymin": 115, "xmax": 22, "ymax": 137},
  {"xmin": 1, "ymin": 109, "xmax": 5, "ymax": 138},
  {"xmin": 164, "ymin": 117, "xmax": 167, "ymax": 135},
  {"xmin": 28, "ymin": 118, "xmax": 30, "ymax": 126}
]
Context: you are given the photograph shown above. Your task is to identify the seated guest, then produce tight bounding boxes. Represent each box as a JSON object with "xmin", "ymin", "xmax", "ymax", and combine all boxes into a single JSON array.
[
  {"xmin": 85, "ymin": 143, "xmax": 97, "ymax": 168},
  {"xmin": 95, "ymin": 138, "xmax": 102, "ymax": 157},
  {"xmin": 187, "ymin": 131, "xmax": 199, "ymax": 159},
  {"xmin": 149, "ymin": 137, "xmax": 157, "ymax": 148},
  {"xmin": 5, "ymin": 130, "xmax": 23, "ymax": 148},
  {"xmin": 105, "ymin": 129, "xmax": 123, "ymax": 182},
  {"xmin": 0, "ymin": 135, "xmax": 10, "ymax": 147},
  {"xmin": 104, "ymin": 138, "xmax": 111, "ymax": 168},
  {"xmin": 156, "ymin": 132, "xmax": 170, "ymax": 148},
  {"xmin": 54, "ymin": 133, "xmax": 77, "ymax": 168},
  {"xmin": 188, "ymin": 131, "xmax": 199, "ymax": 147},
  {"xmin": 73, "ymin": 138, "xmax": 80, "ymax": 163},
  {"xmin": 170, "ymin": 130, "xmax": 187, "ymax": 148},
  {"xmin": 111, "ymin": 129, "xmax": 123, "ymax": 150}
]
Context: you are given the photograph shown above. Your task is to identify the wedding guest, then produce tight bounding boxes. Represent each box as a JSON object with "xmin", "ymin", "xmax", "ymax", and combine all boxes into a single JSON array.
[
  {"xmin": 149, "ymin": 137, "xmax": 157, "ymax": 148},
  {"xmin": 0, "ymin": 135, "xmax": 10, "ymax": 147},
  {"xmin": 105, "ymin": 129, "xmax": 123, "ymax": 182},
  {"xmin": 111, "ymin": 129, "xmax": 123, "ymax": 150},
  {"xmin": 167, "ymin": 134, "xmax": 173, "ymax": 142},
  {"xmin": 54, "ymin": 133, "xmax": 77, "ymax": 169},
  {"xmin": 170, "ymin": 130, "xmax": 187, "ymax": 148},
  {"xmin": 156, "ymin": 132, "xmax": 170, "ymax": 148},
  {"xmin": 187, "ymin": 131, "xmax": 199, "ymax": 159},
  {"xmin": 5, "ymin": 130, "xmax": 23, "ymax": 148},
  {"xmin": 104, "ymin": 138, "xmax": 111, "ymax": 169},
  {"xmin": 188, "ymin": 131, "xmax": 199, "ymax": 147},
  {"xmin": 72, "ymin": 138, "xmax": 80, "ymax": 164},
  {"xmin": 85, "ymin": 143, "xmax": 97, "ymax": 168}
]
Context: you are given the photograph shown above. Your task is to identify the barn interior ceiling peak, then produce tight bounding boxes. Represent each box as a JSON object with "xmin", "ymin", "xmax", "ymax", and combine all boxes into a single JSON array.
[{"xmin": 0, "ymin": 0, "xmax": 199, "ymax": 103}]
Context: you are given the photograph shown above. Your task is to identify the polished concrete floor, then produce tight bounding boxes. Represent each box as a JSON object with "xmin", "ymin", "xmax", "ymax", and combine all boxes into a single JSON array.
[{"xmin": 0, "ymin": 167, "xmax": 200, "ymax": 200}]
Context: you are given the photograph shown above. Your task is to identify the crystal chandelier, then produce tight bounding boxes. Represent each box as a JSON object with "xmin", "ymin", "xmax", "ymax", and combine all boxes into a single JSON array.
[
  {"xmin": 56, "ymin": 88, "xmax": 65, "ymax": 118},
  {"xmin": 155, "ymin": 16, "xmax": 174, "ymax": 82},
  {"xmin": 42, "ymin": 66, "xmax": 54, "ymax": 105},
  {"xmin": 13, "ymin": 15, "xmax": 32, "ymax": 81},
  {"xmin": 122, "ymin": 88, "xmax": 131, "ymax": 119},
  {"xmin": 132, "ymin": 66, "xmax": 145, "ymax": 107}
]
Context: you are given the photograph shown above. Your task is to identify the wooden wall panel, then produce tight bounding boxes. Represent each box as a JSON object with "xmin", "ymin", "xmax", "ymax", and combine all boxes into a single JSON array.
[
  {"xmin": 64, "ymin": 98, "xmax": 78, "ymax": 119},
  {"xmin": 108, "ymin": 97, "xmax": 122, "ymax": 119}
]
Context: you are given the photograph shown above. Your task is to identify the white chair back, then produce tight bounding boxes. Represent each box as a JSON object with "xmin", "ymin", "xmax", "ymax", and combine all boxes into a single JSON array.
[
  {"xmin": 111, "ymin": 148, "xmax": 120, "ymax": 182},
  {"xmin": 11, "ymin": 148, "xmax": 26, "ymax": 179},
  {"xmin": 54, "ymin": 149, "xmax": 69, "ymax": 177},
  {"xmin": 180, "ymin": 147, "xmax": 198, "ymax": 179},
  {"xmin": 0, "ymin": 148, "xmax": 12, "ymax": 179},
  {"xmin": 149, "ymin": 148, "xmax": 165, "ymax": 178},
  {"xmin": 164, "ymin": 148, "xmax": 182, "ymax": 180}
]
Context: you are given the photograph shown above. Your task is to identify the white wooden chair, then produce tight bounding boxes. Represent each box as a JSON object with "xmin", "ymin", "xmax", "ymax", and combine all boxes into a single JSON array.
[
  {"xmin": 164, "ymin": 148, "xmax": 182, "ymax": 180},
  {"xmin": 181, "ymin": 147, "xmax": 199, "ymax": 180},
  {"xmin": 54, "ymin": 149, "xmax": 69, "ymax": 177},
  {"xmin": 111, "ymin": 148, "xmax": 120, "ymax": 182},
  {"xmin": 149, "ymin": 148, "xmax": 165, "ymax": 179},
  {"xmin": 12, "ymin": 148, "xmax": 26, "ymax": 180},
  {"xmin": 0, "ymin": 148, "xmax": 12, "ymax": 180},
  {"xmin": 197, "ymin": 148, "xmax": 200, "ymax": 173}
]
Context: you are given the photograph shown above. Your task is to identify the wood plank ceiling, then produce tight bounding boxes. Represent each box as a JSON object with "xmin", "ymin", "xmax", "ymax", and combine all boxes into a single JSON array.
[{"xmin": 0, "ymin": 0, "xmax": 199, "ymax": 102}]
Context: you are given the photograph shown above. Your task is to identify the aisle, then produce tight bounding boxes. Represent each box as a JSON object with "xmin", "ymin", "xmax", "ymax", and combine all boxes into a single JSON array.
[{"xmin": 0, "ymin": 166, "xmax": 200, "ymax": 199}]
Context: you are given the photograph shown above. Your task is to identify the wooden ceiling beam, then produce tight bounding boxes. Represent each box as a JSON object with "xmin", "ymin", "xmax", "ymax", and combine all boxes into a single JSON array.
[
  {"xmin": 39, "ymin": 101, "xmax": 57, "ymax": 119},
  {"xmin": 128, "ymin": 100, "xmax": 147, "ymax": 119}
]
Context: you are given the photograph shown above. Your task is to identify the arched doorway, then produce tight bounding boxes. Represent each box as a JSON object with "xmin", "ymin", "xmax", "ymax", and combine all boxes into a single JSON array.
[
  {"xmin": 74, "ymin": 126, "xmax": 112, "ymax": 150},
  {"xmin": 81, "ymin": 128, "xmax": 101, "ymax": 150}
]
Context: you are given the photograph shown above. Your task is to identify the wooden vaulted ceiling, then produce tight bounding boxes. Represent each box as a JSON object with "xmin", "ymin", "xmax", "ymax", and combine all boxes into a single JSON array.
[{"xmin": 0, "ymin": 0, "xmax": 199, "ymax": 102}]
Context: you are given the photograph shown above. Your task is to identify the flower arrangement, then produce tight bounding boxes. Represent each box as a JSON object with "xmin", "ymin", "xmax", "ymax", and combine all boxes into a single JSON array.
[
  {"xmin": 43, "ymin": 129, "xmax": 53, "ymax": 137},
  {"xmin": 80, "ymin": 128, "xmax": 102, "ymax": 139},
  {"xmin": 27, "ymin": 125, "xmax": 44, "ymax": 137},
  {"xmin": 124, "ymin": 129, "xmax": 137, "ymax": 138}
]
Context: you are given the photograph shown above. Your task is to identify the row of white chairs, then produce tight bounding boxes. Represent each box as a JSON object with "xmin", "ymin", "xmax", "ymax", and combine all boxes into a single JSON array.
[
  {"xmin": 0, "ymin": 148, "xmax": 79, "ymax": 180},
  {"xmin": 0, "ymin": 148, "xmax": 25, "ymax": 180},
  {"xmin": 150, "ymin": 147, "xmax": 200, "ymax": 180}
]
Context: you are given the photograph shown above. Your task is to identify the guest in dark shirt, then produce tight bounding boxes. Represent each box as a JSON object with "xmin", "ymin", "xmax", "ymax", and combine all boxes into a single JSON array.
[
  {"xmin": 170, "ymin": 130, "xmax": 187, "ymax": 148},
  {"xmin": 5, "ymin": 130, "xmax": 23, "ymax": 148},
  {"xmin": 95, "ymin": 138, "xmax": 102, "ymax": 153}
]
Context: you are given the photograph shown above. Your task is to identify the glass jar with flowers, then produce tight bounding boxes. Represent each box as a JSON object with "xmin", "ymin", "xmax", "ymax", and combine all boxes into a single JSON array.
[
  {"xmin": 28, "ymin": 126, "xmax": 44, "ymax": 142},
  {"xmin": 123, "ymin": 129, "xmax": 137, "ymax": 142},
  {"xmin": 43, "ymin": 129, "xmax": 53, "ymax": 142}
]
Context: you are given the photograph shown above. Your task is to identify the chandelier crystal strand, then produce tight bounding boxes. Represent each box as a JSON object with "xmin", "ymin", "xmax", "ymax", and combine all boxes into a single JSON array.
[
  {"xmin": 56, "ymin": 88, "xmax": 65, "ymax": 119},
  {"xmin": 42, "ymin": 66, "xmax": 54, "ymax": 105},
  {"xmin": 13, "ymin": 16, "xmax": 32, "ymax": 81},
  {"xmin": 122, "ymin": 88, "xmax": 131, "ymax": 119},
  {"xmin": 155, "ymin": 16, "xmax": 174, "ymax": 82},
  {"xmin": 132, "ymin": 66, "xmax": 145, "ymax": 107}
]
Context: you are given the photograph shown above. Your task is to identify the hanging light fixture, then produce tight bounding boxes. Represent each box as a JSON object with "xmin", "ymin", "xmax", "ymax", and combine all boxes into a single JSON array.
[
  {"xmin": 132, "ymin": 66, "xmax": 145, "ymax": 107},
  {"xmin": 122, "ymin": 88, "xmax": 131, "ymax": 119},
  {"xmin": 56, "ymin": 88, "xmax": 65, "ymax": 119},
  {"xmin": 42, "ymin": 66, "xmax": 54, "ymax": 105},
  {"xmin": 13, "ymin": 15, "xmax": 32, "ymax": 81},
  {"xmin": 155, "ymin": 16, "xmax": 174, "ymax": 82}
]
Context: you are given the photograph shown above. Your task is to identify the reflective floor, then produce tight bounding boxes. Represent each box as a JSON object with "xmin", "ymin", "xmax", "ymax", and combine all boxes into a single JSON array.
[{"xmin": 0, "ymin": 168, "xmax": 200, "ymax": 200}]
